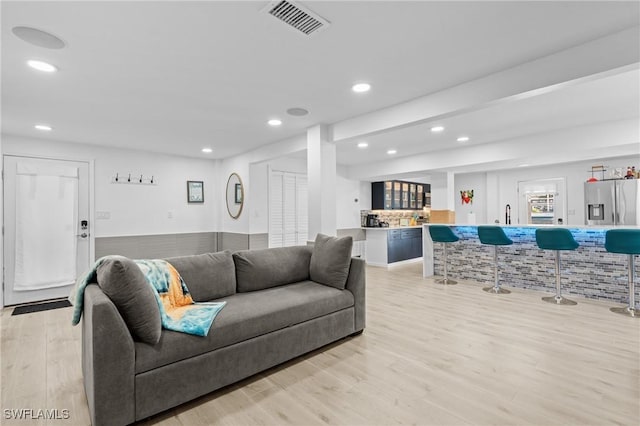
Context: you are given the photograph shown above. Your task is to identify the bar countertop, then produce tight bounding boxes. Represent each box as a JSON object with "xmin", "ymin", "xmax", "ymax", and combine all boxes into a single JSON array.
[
  {"xmin": 422, "ymin": 223, "xmax": 640, "ymax": 229},
  {"xmin": 362, "ymin": 225, "xmax": 424, "ymax": 230}
]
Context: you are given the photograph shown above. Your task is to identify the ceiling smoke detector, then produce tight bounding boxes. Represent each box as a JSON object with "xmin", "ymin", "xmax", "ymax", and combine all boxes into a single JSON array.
[{"xmin": 262, "ymin": 0, "xmax": 330, "ymax": 36}]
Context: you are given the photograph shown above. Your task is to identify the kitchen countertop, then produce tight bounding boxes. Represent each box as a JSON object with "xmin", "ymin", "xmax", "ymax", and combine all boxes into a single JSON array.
[{"xmin": 362, "ymin": 225, "xmax": 424, "ymax": 230}]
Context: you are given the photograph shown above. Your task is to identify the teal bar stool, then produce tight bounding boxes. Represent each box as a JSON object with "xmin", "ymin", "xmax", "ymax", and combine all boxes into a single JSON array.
[
  {"xmin": 429, "ymin": 225, "xmax": 460, "ymax": 285},
  {"xmin": 478, "ymin": 226, "xmax": 512, "ymax": 294},
  {"xmin": 605, "ymin": 229, "xmax": 640, "ymax": 318},
  {"xmin": 535, "ymin": 228, "xmax": 579, "ymax": 305}
]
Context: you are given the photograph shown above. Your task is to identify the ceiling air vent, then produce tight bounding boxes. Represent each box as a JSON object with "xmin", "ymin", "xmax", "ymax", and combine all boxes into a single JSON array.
[{"xmin": 262, "ymin": 0, "xmax": 330, "ymax": 36}]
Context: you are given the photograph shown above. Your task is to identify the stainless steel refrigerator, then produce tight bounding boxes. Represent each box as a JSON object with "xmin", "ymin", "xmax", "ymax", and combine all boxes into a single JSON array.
[{"xmin": 585, "ymin": 179, "xmax": 639, "ymax": 225}]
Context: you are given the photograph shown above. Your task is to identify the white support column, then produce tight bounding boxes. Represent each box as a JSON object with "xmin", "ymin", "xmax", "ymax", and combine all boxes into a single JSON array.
[
  {"xmin": 430, "ymin": 171, "xmax": 456, "ymax": 223},
  {"xmin": 307, "ymin": 124, "xmax": 337, "ymax": 241}
]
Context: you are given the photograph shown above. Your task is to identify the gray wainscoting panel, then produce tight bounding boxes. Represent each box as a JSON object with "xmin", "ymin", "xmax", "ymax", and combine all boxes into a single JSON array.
[
  {"xmin": 337, "ymin": 228, "xmax": 366, "ymax": 241},
  {"xmin": 249, "ymin": 233, "xmax": 269, "ymax": 250},
  {"xmin": 219, "ymin": 232, "xmax": 250, "ymax": 252},
  {"xmin": 95, "ymin": 232, "xmax": 218, "ymax": 259}
]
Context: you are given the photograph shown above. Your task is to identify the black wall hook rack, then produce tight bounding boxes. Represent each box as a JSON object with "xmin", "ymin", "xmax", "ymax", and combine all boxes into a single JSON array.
[{"xmin": 111, "ymin": 173, "xmax": 157, "ymax": 185}]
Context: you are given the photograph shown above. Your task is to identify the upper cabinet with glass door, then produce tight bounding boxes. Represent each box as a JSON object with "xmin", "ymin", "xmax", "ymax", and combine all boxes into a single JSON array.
[
  {"xmin": 384, "ymin": 181, "xmax": 393, "ymax": 209},
  {"xmin": 371, "ymin": 181, "xmax": 431, "ymax": 210},
  {"xmin": 401, "ymin": 182, "xmax": 409, "ymax": 208}
]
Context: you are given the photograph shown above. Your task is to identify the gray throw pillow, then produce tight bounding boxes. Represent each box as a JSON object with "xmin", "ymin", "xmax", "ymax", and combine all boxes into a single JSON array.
[
  {"xmin": 165, "ymin": 251, "xmax": 236, "ymax": 301},
  {"xmin": 309, "ymin": 234, "xmax": 353, "ymax": 289},
  {"xmin": 97, "ymin": 256, "xmax": 161, "ymax": 345}
]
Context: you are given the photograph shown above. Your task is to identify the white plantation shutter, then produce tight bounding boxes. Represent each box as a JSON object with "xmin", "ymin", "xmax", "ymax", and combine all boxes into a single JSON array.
[
  {"xmin": 269, "ymin": 172, "xmax": 284, "ymax": 248},
  {"xmin": 296, "ymin": 176, "xmax": 308, "ymax": 245},
  {"xmin": 283, "ymin": 174, "xmax": 297, "ymax": 246},
  {"xmin": 269, "ymin": 170, "xmax": 308, "ymax": 248}
]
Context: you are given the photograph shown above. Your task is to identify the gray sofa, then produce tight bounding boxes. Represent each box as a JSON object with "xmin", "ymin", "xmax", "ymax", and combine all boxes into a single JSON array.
[{"xmin": 81, "ymin": 243, "xmax": 365, "ymax": 426}]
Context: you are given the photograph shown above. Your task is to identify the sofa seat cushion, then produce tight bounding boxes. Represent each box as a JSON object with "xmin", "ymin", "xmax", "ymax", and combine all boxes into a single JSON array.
[{"xmin": 134, "ymin": 281, "xmax": 354, "ymax": 374}]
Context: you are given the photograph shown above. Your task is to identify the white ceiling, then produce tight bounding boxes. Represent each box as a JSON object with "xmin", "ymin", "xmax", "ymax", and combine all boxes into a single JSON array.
[
  {"xmin": 336, "ymin": 68, "xmax": 640, "ymax": 166},
  {"xmin": 2, "ymin": 1, "xmax": 639, "ymax": 170}
]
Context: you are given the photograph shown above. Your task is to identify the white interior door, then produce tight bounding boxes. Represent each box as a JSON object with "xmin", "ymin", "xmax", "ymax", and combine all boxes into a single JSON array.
[
  {"xmin": 269, "ymin": 170, "xmax": 308, "ymax": 248},
  {"xmin": 268, "ymin": 172, "xmax": 284, "ymax": 248},
  {"xmin": 296, "ymin": 176, "xmax": 308, "ymax": 245},
  {"xmin": 3, "ymin": 156, "xmax": 91, "ymax": 306},
  {"xmin": 282, "ymin": 174, "xmax": 297, "ymax": 247}
]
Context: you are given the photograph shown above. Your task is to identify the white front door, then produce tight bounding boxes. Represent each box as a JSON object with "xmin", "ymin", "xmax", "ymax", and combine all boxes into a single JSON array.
[{"xmin": 3, "ymin": 156, "xmax": 91, "ymax": 306}]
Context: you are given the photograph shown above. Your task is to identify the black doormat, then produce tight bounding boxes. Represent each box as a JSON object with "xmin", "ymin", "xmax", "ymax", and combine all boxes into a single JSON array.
[{"xmin": 11, "ymin": 299, "xmax": 72, "ymax": 316}]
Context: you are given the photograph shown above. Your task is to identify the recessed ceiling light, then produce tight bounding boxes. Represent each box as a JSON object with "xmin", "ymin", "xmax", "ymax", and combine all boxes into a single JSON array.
[
  {"xmin": 201, "ymin": 148, "xmax": 213, "ymax": 153},
  {"xmin": 268, "ymin": 119, "xmax": 282, "ymax": 126},
  {"xmin": 387, "ymin": 149, "xmax": 397, "ymax": 155},
  {"xmin": 352, "ymin": 83, "xmax": 371, "ymax": 93},
  {"xmin": 357, "ymin": 142, "xmax": 368, "ymax": 148},
  {"xmin": 27, "ymin": 59, "xmax": 57, "ymax": 72},
  {"xmin": 430, "ymin": 126, "xmax": 445, "ymax": 133},
  {"xmin": 457, "ymin": 136, "xmax": 470, "ymax": 142},
  {"xmin": 518, "ymin": 164, "xmax": 530, "ymax": 167},
  {"xmin": 34, "ymin": 124, "xmax": 52, "ymax": 131}
]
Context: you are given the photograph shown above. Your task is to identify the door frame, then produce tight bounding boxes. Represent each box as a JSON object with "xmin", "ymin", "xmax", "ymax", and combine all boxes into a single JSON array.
[{"xmin": 1, "ymin": 153, "xmax": 95, "ymax": 308}]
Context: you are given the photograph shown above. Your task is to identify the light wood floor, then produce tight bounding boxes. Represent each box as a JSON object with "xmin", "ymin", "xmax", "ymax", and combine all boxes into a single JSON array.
[{"xmin": 2, "ymin": 262, "xmax": 639, "ymax": 425}]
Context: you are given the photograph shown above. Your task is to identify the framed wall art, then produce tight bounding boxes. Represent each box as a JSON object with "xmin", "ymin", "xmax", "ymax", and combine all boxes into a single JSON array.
[{"xmin": 187, "ymin": 180, "xmax": 204, "ymax": 203}]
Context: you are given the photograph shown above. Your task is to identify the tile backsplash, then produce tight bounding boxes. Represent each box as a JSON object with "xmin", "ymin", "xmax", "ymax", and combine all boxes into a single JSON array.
[{"xmin": 361, "ymin": 209, "xmax": 430, "ymax": 227}]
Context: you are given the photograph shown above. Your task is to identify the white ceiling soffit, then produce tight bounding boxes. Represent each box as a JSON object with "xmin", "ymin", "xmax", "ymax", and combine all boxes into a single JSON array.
[{"xmin": 262, "ymin": 0, "xmax": 330, "ymax": 36}]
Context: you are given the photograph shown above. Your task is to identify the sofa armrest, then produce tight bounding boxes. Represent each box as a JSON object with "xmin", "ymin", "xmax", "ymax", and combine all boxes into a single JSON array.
[
  {"xmin": 345, "ymin": 257, "xmax": 366, "ymax": 332},
  {"xmin": 82, "ymin": 284, "xmax": 135, "ymax": 426}
]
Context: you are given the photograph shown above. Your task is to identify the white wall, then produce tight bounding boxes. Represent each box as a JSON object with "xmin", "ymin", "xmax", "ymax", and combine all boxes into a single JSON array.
[
  {"xmin": 2, "ymin": 135, "xmax": 218, "ymax": 237},
  {"xmin": 0, "ymin": 135, "xmax": 3, "ymax": 307},
  {"xmin": 455, "ymin": 172, "xmax": 487, "ymax": 224},
  {"xmin": 249, "ymin": 162, "xmax": 268, "ymax": 234},
  {"xmin": 336, "ymin": 166, "xmax": 370, "ymax": 229},
  {"xmin": 485, "ymin": 155, "xmax": 639, "ymax": 226}
]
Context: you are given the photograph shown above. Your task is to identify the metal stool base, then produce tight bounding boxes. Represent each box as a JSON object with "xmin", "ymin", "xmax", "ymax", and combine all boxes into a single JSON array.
[
  {"xmin": 542, "ymin": 296, "xmax": 577, "ymax": 306},
  {"xmin": 610, "ymin": 306, "xmax": 639, "ymax": 318},
  {"xmin": 435, "ymin": 278, "xmax": 457, "ymax": 285},
  {"xmin": 483, "ymin": 286, "xmax": 510, "ymax": 294}
]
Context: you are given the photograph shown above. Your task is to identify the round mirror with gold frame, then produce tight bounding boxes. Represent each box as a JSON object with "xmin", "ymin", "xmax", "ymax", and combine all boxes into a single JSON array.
[{"xmin": 226, "ymin": 173, "xmax": 244, "ymax": 219}]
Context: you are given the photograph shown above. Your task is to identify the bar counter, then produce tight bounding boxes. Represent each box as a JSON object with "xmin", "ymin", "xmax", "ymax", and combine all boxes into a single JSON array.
[
  {"xmin": 422, "ymin": 224, "xmax": 639, "ymax": 304},
  {"xmin": 362, "ymin": 226, "xmax": 423, "ymax": 267}
]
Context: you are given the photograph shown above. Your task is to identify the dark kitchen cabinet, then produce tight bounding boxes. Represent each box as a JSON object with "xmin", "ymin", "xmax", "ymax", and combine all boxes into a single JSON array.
[
  {"xmin": 387, "ymin": 229, "xmax": 403, "ymax": 263},
  {"xmin": 387, "ymin": 228, "xmax": 423, "ymax": 263},
  {"xmin": 372, "ymin": 181, "xmax": 431, "ymax": 210}
]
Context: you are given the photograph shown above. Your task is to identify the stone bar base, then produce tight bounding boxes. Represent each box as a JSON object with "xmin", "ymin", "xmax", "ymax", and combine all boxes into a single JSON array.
[{"xmin": 423, "ymin": 225, "xmax": 638, "ymax": 304}]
